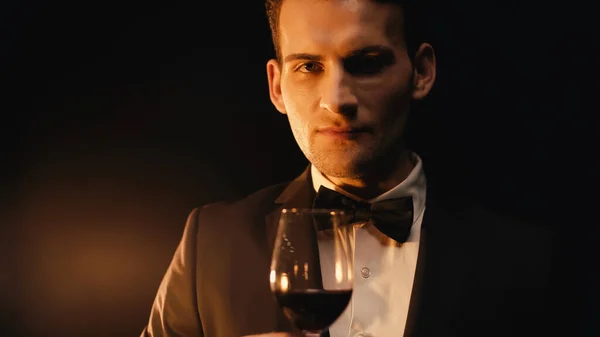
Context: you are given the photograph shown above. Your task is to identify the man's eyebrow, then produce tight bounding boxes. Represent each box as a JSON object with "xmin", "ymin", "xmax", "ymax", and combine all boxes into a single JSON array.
[
  {"xmin": 283, "ymin": 45, "xmax": 392, "ymax": 64},
  {"xmin": 283, "ymin": 53, "xmax": 323, "ymax": 64},
  {"xmin": 346, "ymin": 45, "xmax": 392, "ymax": 57}
]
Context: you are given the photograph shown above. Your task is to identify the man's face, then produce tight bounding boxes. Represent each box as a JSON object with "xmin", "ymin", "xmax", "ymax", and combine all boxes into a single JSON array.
[{"xmin": 268, "ymin": 0, "xmax": 421, "ymax": 179}]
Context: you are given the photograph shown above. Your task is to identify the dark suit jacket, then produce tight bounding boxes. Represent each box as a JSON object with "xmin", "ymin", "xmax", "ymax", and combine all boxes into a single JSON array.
[{"xmin": 141, "ymin": 167, "xmax": 559, "ymax": 337}]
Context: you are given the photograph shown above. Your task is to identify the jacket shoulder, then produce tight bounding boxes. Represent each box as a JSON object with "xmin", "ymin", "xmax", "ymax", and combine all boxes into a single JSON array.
[
  {"xmin": 198, "ymin": 181, "xmax": 289, "ymax": 218},
  {"xmin": 182, "ymin": 181, "xmax": 290, "ymax": 239}
]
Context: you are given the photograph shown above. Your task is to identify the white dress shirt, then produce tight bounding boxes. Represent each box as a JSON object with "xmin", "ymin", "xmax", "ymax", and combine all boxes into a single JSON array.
[{"xmin": 312, "ymin": 153, "xmax": 427, "ymax": 337}]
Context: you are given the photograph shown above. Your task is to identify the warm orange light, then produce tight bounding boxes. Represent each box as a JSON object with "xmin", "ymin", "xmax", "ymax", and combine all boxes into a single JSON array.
[{"xmin": 280, "ymin": 273, "xmax": 289, "ymax": 292}]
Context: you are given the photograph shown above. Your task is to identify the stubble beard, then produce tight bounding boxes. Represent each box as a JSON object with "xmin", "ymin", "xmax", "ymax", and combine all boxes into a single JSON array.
[
  {"xmin": 305, "ymin": 134, "xmax": 391, "ymax": 180},
  {"xmin": 303, "ymin": 130, "xmax": 409, "ymax": 183},
  {"xmin": 288, "ymin": 115, "xmax": 408, "ymax": 181},
  {"xmin": 308, "ymin": 145, "xmax": 367, "ymax": 179}
]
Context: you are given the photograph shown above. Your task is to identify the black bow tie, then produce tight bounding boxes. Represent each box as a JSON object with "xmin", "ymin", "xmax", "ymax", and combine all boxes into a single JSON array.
[{"xmin": 313, "ymin": 186, "xmax": 414, "ymax": 244}]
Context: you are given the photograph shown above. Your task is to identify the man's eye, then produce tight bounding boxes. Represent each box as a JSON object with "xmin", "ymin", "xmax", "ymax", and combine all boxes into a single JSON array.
[
  {"xmin": 344, "ymin": 52, "xmax": 395, "ymax": 76},
  {"xmin": 298, "ymin": 62, "xmax": 323, "ymax": 73}
]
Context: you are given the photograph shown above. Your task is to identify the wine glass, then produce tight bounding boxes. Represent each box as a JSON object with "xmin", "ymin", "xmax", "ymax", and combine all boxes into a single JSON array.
[{"xmin": 270, "ymin": 208, "xmax": 354, "ymax": 336}]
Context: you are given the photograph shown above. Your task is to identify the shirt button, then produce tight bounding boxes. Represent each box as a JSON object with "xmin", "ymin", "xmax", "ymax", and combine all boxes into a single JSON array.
[{"xmin": 360, "ymin": 267, "xmax": 371, "ymax": 278}]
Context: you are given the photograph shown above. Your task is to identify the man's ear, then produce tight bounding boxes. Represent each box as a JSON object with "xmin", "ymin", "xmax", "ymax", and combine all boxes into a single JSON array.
[
  {"xmin": 410, "ymin": 43, "xmax": 436, "ymax": 100},
  {"xmin": 267, "ymin": 59, "xmax": 287, "ymax": 114}
]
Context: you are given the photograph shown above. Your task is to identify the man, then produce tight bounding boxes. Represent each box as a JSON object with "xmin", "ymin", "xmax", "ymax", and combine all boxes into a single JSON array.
[{"xmin": 141, "ymin": 0, "xmax": 558, "ymax": 336}]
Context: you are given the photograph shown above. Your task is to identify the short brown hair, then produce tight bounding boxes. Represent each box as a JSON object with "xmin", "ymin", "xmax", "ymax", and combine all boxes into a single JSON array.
[{"xmin": 264, "ymin": 0, "xmax": 428, "ymax": 62}]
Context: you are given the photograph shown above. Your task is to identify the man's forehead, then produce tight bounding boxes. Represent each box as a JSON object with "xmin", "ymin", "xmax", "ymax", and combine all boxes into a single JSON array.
[
  {"xmin": 278, "ymin": 0, "xmax": 401, "ymax": 56},
  {"xmin": 280, "ymin": 32, "xmax": 389, "ymax": 60},
  {"xmin": 279, "ymin": 0, "xmax": 393, "ymax": 31}
]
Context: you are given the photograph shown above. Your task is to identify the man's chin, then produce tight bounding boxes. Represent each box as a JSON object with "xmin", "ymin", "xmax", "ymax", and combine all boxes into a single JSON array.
[{"xmin": 311, "ymin": 156, "xmax": 368, "ymax": 179}]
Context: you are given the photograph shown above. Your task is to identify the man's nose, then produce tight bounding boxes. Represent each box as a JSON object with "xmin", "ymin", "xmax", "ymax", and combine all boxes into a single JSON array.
[{"xmin": 319, "ymin": 66, "xmax": 358, "ymax": 117}]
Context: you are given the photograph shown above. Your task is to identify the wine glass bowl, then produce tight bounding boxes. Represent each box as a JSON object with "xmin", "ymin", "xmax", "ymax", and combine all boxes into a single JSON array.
[{"xmin": 270, "ymin": 208, "xmax": 354, "ymax": 336}]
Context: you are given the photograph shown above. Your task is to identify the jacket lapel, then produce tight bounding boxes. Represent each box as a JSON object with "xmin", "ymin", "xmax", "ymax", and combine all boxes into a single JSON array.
[
  {"xmin": 265, "ymin": 165, "xmax": 315, "ymax": 255},
  {"xmin": 404, "ymin": 188, "xmax": 475, "ymax": 337}
]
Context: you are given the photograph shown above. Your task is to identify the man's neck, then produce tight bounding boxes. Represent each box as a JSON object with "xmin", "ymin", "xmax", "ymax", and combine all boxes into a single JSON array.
[{"xmin": 325, "ymin": 150, "xmax": 415, "ymax": 200}]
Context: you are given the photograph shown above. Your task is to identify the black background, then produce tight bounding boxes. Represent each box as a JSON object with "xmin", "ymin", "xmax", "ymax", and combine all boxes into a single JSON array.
[{"xmin": 1, "ymin": 1, "xmax": 593, "ymax": 337}]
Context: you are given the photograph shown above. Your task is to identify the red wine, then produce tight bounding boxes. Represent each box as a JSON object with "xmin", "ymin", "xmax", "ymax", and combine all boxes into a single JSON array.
[{"xmin": 274, "ymin": 289, "xmax": 352, "ymax": 333}]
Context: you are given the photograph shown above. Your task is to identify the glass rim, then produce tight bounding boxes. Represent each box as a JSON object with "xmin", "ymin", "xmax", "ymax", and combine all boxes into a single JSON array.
[{"xmin": 280, "ymin": 208, "xmax": 346, "ymax": 215}]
